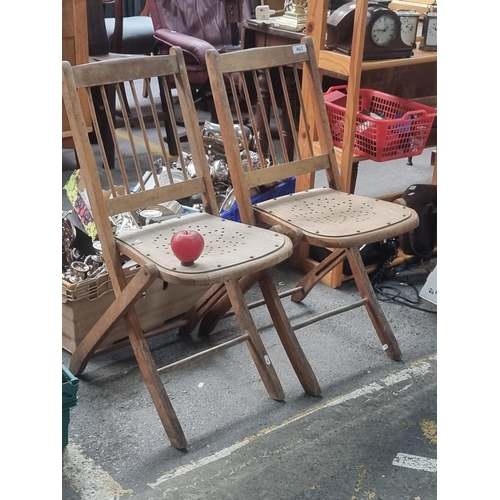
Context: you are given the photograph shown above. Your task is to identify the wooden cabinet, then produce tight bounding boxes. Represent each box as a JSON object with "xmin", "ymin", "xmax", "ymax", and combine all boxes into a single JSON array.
[{"xmin": 62, "ymin": 0, "xmax": 92, "ymax": 148}]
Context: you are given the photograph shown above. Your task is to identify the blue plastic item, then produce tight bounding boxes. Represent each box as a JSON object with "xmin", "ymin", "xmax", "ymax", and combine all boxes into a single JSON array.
[{"xmin": 220, "ymin": 177, "xmax": 296, "ymax": 222}]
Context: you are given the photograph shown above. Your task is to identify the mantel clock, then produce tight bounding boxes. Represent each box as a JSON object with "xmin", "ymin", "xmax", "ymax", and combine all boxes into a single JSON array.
[{"xmin": 326, "ymin": 1, "xmax": 414, "ymax": 60}]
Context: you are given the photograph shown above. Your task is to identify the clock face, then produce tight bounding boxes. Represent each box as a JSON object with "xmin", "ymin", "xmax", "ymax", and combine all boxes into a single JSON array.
[
  {"xmin": 370, "ymin": 14, "xmax": 397, "ymax": 47},
  {"xmin": 426, "ymin": 18, "xmax": 437, "ymax": 46},
  {"xmin": 400, "ymin": 16, "xmax": 418, "ymax": 46}
]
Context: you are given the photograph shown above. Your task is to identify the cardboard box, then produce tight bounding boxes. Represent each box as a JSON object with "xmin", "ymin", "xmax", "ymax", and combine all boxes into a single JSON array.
[{"xmin": 62, "ymin": 264, "xmax": 211, "ymax": 353}]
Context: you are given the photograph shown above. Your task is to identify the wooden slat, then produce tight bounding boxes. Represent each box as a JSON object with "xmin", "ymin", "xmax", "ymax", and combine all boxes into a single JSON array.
[
  {"xmin": 207, "ymin": 43, "xmax": 310, "ymax": 73},
  {"xmin": 156, "ymin": 335, "xmax": 249, "ymax": 374},
  {"xmin": 245, "ymin": 155, "xmax": 333, "ymax": 190},
  {"xmin": 106, "ymin": 178, "xmax": 206, "ymax": 216},
  {"xmin": 72, "ymin": 55, "xmax": 179, "ymax": 88}
]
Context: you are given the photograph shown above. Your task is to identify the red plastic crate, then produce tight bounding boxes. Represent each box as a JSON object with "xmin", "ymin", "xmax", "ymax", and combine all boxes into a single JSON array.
[{"xmin": 324, "ymin": 85, "xmax": 437, "ymax": 162}]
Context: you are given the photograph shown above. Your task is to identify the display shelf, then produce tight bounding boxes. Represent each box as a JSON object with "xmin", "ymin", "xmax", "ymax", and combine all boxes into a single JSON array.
[
  {"xmin": 318, "ymin": 46, "xmax": 437, "ymax": 78},
  {"xmin": 293, "ymin": 0, "xmax": 437, "ymax": 288},
  {"xmin": 301, "ymin": 0, "xmax": 437, "ymax": 193}
]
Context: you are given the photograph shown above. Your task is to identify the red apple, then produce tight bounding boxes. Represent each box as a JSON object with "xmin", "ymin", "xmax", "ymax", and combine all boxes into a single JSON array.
[{"xmin": 170, "ymin": 230, "xmax": 205, "ymax": 266}]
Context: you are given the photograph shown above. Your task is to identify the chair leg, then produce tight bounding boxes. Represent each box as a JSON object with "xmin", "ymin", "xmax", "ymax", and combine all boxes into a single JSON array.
[
  {"xmin": 178, "ymin": 283, "xmax": 228, "ymax": 336},
  {"xmin": 69, "ymin": 264, "xmax": 187, "ymax": 448},
  {"xmin": 142, "ymin": 78, "xmax": 149, "ymax": 99},
  {"xmin": 344, "ymin": 247, "xmax": 402, "ymax": 361},
  {"xmin": 198, "ymin": 226, "xmax": 304, "ymax": 335},
  {"xmin": 258, "ymin": 271, "xmax": 321, "ymax": 397},
  {"xmin": 90, "ymin": 84, "xmax": 116, "ymax": 168},
  {"xmin": 199, "ymin": 225, "xmax": 304, "ymax": 335},
  {"xmin": 125, "ymin": 310, "xmax": 187, "ymax": 450},
  {"xmin": 69, "ymin": 264, "xmax": 158, "ymax": 376},
  {"xmin": 224, "ymin": 279, "xmax": 285, "ymax": 402},
  {"xmin": 118, "ymin": 82, "xmax": 132, "ymax": 118},
  {"xmin": 158, "ymin": 77, "xmax": 179, "ymax": 157},
  {"xmin": 291, "ymin": 248, "xmax": 347, "ymax": 303},
  {"xmin": 198, "ymin": 273, "xmax": 259, "ymax": 335}
]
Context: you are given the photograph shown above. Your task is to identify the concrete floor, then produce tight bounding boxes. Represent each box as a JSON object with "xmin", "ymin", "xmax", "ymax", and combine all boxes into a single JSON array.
[
  {"xmin": 62, "ymin": 268, "xmax": 437, "ymax": 500},
  {"xmin": 62, "ymin": 96, "xmax": 437, "ymax": 499}
]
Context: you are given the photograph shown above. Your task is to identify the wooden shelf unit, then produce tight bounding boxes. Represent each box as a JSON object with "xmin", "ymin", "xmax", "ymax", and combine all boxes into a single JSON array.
[
  {"xmin": 291, "ymin": 0, "xmax": 437, "ymax": 288},
  {"xmin": 298, "ymin": 0, "xmax": 437, "ymax": 193}
]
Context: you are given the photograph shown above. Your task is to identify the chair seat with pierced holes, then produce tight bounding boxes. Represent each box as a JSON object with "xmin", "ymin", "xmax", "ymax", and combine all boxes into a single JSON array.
[
  {"xmin": 253, "ymin": 188, "xmax": 418, "ymax": 247},
  {"xmin": 116, "ymin": 212, "xmax": 293, "ymax": 285}
]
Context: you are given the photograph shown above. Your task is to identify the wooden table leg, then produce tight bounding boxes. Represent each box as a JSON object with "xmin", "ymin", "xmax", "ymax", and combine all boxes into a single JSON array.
[
  {"xmin": 255, "ymin": 68, "xmax": 271, "ymax": 158},
  {"xmin": 90, "ymin": 84, "xmax": 116, "ymax": 169},
  {"xmin": 281, "ymin": 67, "xmax": 297, "ymax": 162}
]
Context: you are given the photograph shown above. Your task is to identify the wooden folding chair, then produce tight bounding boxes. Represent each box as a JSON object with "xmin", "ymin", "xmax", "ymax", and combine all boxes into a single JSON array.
[
  {"xmin": 204, "ymin": 37, "xmax": 420, "ymax": 361},
  {"xmin": 62, "ymin": 48, "xmax": 320, "ymax": 450}
]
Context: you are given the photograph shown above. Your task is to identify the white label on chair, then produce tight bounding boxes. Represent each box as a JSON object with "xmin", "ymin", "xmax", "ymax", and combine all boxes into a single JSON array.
[
  {"xmin": 264, "ymin": 355, "xmax": 271, "ymax": 365},
  {"xmin": 382, "ymin": 344, "xmax": 389, "ymax": 351},
  {"xmin": 293, "ymin": 44, "xmax": 307, "ymax": 54}
]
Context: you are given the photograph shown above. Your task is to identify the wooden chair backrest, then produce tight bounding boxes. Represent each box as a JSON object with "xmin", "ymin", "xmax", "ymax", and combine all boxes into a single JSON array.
[
  {"xmin": 205, "ymin": 36, "xmax": 343, "ymax": 227},
  {"xmin": 62, "ymin": 49, "xmax": 220, "ymax": 288}
]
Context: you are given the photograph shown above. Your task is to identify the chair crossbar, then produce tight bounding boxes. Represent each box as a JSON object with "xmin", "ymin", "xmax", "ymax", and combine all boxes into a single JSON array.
[{"xmin": 156, "ymin": 334, "xmax": 250, "ymax": 374}]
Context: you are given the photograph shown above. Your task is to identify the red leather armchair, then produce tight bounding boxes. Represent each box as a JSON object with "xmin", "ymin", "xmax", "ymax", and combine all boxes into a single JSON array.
[{"xmin": 147, "ymin": 0, "xmax": 253, "ymax": 91}]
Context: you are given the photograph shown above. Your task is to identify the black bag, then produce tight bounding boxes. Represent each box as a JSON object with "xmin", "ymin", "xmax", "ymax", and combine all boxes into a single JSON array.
[
  {"xmin": 397, "ymin": 184, "xmax": 437, "ymax": 259},
  {"xmin": 309, "ymin": 238, "xmax": 400, "ymax": 280}
]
